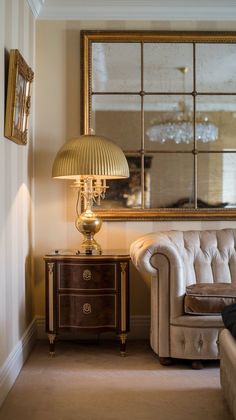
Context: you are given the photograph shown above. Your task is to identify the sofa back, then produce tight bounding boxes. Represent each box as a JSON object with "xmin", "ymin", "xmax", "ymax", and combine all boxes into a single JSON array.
[{"xmin": 165, "ymin": 229, "xmax": 236, "ymax": 286}]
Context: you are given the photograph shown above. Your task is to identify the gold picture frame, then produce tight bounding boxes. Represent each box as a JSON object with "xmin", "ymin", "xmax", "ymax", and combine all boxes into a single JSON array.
[{"xmin": 5, "ymin": 49, "xmax": 34, "ymax": 145}]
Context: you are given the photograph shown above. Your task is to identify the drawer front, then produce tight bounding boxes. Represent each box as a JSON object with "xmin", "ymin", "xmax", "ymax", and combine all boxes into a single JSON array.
[
  {"xmin": 59, "ymin": 294, "xmax": 117, "ymax": 328},
  {"xmin": 58, "ymin": 263, "xmax": 116, "ymax": 290}
]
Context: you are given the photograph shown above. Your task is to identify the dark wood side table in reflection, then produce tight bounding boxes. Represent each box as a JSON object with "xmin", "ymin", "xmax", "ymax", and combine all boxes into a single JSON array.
[{"xmin": 44, "ymin": 250, "xmax": 130, "ymax": 356}]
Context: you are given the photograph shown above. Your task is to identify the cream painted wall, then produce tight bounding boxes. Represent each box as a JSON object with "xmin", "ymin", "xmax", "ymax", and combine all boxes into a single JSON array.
[
  {"xmin": 35, "ymin": 20, "xmax": 236, "ymax": 318},
  {"xmin": 0, "ymin": 0, "xmax": 35, "ymax": 367}
]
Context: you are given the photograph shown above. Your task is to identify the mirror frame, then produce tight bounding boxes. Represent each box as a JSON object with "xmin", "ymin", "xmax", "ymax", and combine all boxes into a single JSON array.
[{"xmin": 81, "ymin": 30, "xmax": 236, "ymax": 220}]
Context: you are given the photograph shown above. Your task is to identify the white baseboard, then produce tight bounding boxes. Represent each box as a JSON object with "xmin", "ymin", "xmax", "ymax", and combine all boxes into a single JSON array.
[
  {"xmin": 0, "ymin": 318, "xmax": 37, "ymax": 407},
  {"xmin": 36, "ymin": 316, "xmax": 46, "ymax": 340},
  {"xmin": 36, "ymin": 315, "xmax": 150, "ymax": 340}
]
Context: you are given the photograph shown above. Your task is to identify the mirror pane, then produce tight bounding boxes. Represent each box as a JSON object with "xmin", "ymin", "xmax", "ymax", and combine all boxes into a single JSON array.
[
  {"xmin": 149, "ymin": 153, "xmax": 194, "ymax": 208},
  {"xmin": 196, "ymin": 44, "xmax": 236, "ymax": 93},
  {"xmin": 92, "ymin": 43, "xmax": 141, "ymax": 92},
  {"xmin": 99, "ymin": 155, "xmax": 142, "ymax": 209},
  {"xmin": 91, "ymin": 95, "xmax": 141, "ymax": 150},
  {"xmin": 143, "ymin": 43, "xmax": 193, "ymax": 92},
  {"xmin": 196, "ymin": 95, "xmax": 236, "ymax": 150},
  {"xmin": 144, "ymin": 95, "xmax": 193, "ymax": 151},
  {"xmin": 198, "ymin": 153, "xmax": 236, "ymax": 207}
]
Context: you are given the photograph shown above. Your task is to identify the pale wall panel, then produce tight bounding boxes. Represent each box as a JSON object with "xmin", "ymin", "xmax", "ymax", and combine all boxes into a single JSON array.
[{"xmin": 0, "ymin": 0, "xmax": 35, "ymax": 367}]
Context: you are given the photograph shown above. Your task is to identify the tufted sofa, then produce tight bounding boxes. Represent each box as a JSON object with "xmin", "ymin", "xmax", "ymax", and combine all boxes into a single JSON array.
[{"xmin": 130, "ymin": 229, "xmax": 236, "ymax": 363}]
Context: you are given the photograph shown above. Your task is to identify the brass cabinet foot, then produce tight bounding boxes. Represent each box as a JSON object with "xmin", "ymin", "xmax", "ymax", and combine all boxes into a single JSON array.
[
  {"xmin": 48, "ymin": 333, "xmax": 56, "ymax": 356},
  {"xmin": 119, "ymin": 333, "xmax": 127, "ymax": 356}
]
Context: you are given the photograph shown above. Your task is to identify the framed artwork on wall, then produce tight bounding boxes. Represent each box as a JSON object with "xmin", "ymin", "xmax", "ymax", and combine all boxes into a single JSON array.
[{"xmin": 4, "ymin": 49, "xmax": 34, "ymax": 145}]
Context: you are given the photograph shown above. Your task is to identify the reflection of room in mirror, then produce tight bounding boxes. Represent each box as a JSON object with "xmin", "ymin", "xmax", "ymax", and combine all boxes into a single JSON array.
[
  {"xmin": 99, "ymin": 156, "xmax": 152, "ymax": 209},
  {"xmin": 92, "ymin": 43, "xmax": 141, "ymax": 92},
  {"xmin": 143, "ymin": 44, "xmax": 193, "ymax": 92},
  {"xmin": 150, "ymin": 153, "xmax": 194, "ymax": 208},
  {"xmin": 123, "ymin": 156, "xmax": 152, "ymax": 208},
  {"xmin": 93, "ymin": 108, "xmax": 236, "ymax": 208},
  {"xmin": 196, "ymin": 44, "xmax": 236, "ymax": 93},
  {"xmin": 198, "ymin": 154, "xmax": 225, "ymax": 208},
  {"xmin": 222, "ymin": 154, "xmax": 236, "ymax": 207},
  {"xmin": 146, "ymin": 67, "xmax": 218, "ymax": 145},
  {"xmin": 85, "ymin": 33, "xmax": 236, "ymax": 214}
]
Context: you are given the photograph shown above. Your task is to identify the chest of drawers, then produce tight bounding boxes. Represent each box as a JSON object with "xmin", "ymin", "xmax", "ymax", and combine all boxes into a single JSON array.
[{"xmin": 44, "ymin": 251, "xmax": 130, "ymax": 355}]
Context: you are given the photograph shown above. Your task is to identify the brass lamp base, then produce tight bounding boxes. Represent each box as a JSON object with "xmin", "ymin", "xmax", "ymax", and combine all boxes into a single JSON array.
[{"xmin": 75, "ymin": 209, "xmax": 102, "ymax": 255}]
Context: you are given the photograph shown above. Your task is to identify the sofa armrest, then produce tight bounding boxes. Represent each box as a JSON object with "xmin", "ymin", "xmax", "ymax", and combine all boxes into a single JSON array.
[
  {"xmin": 130, "ymin": 234, "xmax": 186, "ymax": 315},
  {"xmin": 220, "ymin": 329, "xmax": 236, "ymax": 418},
  {"xmin": 130, "ymin": 232, "xmax": 186, "ymax": 356},
  {"xmin": 130, "ymin": 232, "xmax": 184, "ymax": 277}
]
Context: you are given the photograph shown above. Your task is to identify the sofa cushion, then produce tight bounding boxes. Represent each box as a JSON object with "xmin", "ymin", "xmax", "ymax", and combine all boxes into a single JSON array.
[{"xmin": 184, "ymin": 283, "xmax": 236, "ymax": 315}]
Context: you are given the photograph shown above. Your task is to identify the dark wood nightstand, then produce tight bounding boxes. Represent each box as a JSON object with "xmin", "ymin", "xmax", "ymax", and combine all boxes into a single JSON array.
[{"xmin": 44, "ymin": 250, "xmax": 130, "ymax": 356}]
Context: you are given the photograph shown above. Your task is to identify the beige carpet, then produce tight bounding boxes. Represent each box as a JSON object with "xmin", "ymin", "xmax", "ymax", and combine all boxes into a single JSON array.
[{"xmin": 0, "ymin": 340, "xmax": 233, "ymax": 420}]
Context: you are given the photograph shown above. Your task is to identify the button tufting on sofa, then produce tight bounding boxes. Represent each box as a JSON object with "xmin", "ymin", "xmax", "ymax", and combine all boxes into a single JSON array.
[{"xmin": 198, "ymin": 339, "xmax": 203, "ymax": 347}]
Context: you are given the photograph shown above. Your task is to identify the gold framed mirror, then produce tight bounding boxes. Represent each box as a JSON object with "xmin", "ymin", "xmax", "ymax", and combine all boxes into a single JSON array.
[{"xmin": 81, "ymin": 30, "xmax": 236, "ymax": 220}]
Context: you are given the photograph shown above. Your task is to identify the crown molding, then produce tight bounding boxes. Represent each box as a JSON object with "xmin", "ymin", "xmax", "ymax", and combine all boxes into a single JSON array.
[
  {"xmin": 36, "ymin": 0, "xmax": 236, "ymax": 21},
  {"xmin": 27, "ymin": 0, "xmax": 45, "ymax": 18}
]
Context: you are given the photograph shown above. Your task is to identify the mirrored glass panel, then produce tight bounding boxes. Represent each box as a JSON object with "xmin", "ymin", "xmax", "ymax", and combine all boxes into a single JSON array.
[
  {"xmin": 196, "ymin": 95, "xmax": 236, "ymax": 150},
  {"xmin": 91, "ymin": 95, "xmax": 141, "ymax": 150},
  {"xmin": 144, "ymin": 43, "xmax": 193, "ymax": 92},
  {"xmin": 144, "ymin": 95, "xmax": 193, "ymax": 151},
  {"xmin": 196, "ymin": 44, "xmax": 236, "ymax": 93},
  {"xmin": 116, "ymin": 155, "xmax": 153, "ymax": 209},
  {"xmin": 92, "ymin": 43, "xmax": 141, "ymax": 92},
  {"xmin": 150, "ymin": 153, "xmax": 194, "ymax": 208},
  {"xmin": 99, "ymin": 155, "xmax": 142, "ymax": 209},
  {"xmin": 198, "ymin": 153, "xmax": 236, "ymax": 208}
]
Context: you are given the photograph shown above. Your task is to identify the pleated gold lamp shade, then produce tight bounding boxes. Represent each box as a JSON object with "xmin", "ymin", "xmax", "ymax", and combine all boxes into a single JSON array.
[
  {"xmin": 52, "ymin": 134, "xmax": 129, "ymax": 180},
  {"xmin": 52, "ymin": 132, "xmax": 129, "ymax": 254}
]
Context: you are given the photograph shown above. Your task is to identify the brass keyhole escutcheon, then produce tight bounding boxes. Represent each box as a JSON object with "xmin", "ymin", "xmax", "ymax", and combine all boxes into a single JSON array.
[
  {"xmin": 83, "ymin": 303, "xmax": 92, "ymax": 314},
  {"xmin": 83, "ymin": 269, "xmax": 92, "ymax": 281}
]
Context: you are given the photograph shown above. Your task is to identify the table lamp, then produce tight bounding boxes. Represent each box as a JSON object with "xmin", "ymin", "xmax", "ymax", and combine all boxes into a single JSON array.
[{"xmin": 52, "ymin": 130, "xmax": 129, "ymax": 254}]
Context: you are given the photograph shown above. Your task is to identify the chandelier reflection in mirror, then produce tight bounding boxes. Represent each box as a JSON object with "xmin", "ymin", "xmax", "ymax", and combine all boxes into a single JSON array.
[{"xmin": 146, "ymin": 67, "xmax": 218, "ymax": 144}]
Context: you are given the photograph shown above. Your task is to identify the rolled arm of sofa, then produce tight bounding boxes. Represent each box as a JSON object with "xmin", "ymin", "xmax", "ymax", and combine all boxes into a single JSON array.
[
  {"xmin": 220, "ymin": 329, "xmax": 236, "ymax": 419},
  {"xmin": 130, "ymin": 232, "xmax": 186, "ymax": 357},
  {"xmin": 130, "ymin": 232, "xmax": 184, "ymax": 277}
]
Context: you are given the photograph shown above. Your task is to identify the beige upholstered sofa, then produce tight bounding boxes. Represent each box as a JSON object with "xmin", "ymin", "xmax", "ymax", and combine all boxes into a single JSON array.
[
  {"xmin": 220, "ymin": 329, "xmax": 236, "ymax": 419},
  {"xmin": 130, "ymin": 229, "xmax": 236, "ymax": 364}
]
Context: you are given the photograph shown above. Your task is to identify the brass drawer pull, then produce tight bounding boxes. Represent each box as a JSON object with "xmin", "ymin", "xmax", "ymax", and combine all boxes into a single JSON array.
[
  {"xmin": 83, "ymin": 303, "xmax": 92, "ymax": 314},
  {"xmin": 83, "ymin": 269, "xmax": 92, "ymax": 281}
]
